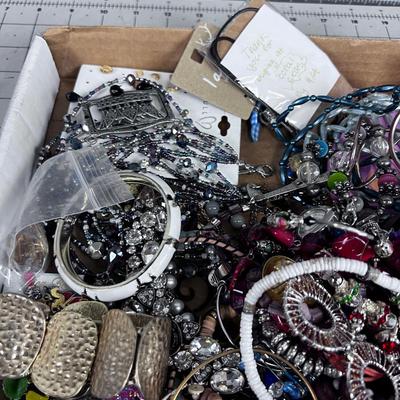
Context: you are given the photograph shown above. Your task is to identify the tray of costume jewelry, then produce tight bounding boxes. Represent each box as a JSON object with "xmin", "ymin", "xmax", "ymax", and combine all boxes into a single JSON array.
[{"xmin": 2, "ymin": 3, "xmax": 400, "ymax": 400}]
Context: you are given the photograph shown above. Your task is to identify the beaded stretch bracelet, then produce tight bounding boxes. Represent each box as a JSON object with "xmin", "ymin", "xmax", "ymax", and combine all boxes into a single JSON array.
[{"xmin": 273, "ymin": 85, "xmax": 400, "ymax": 183}]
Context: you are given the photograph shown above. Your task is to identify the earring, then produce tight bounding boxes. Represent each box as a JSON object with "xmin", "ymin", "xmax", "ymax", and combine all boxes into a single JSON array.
[
  {"xmin": 347, "ymin": 342, "xmax": 400, "ymax": 399},
  {"xmin": 283, "ymin": 275, "xmax": 354, "ymax": 352}
]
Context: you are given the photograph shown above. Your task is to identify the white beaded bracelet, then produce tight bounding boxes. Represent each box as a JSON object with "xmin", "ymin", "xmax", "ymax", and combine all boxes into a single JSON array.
[{"xmin": 239, "ymin": 257, "xmax": 400, "ymax": 400}]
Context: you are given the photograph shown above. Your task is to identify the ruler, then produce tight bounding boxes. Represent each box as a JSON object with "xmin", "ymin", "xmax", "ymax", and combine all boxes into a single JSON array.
[
  {"xmin": 0, "ymin": 0, "xmax": 245, "ymax": 126},
  {"xmin": 270, "ymin": 0, "xmax": 400, "ymax": 38},
  {"xmin": 1, "ymin": 0, "xmax": 400, "ymax": 128}
]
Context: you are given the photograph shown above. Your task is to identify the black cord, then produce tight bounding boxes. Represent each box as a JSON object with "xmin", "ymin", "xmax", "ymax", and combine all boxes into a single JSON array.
[{"xmin": 209, "ymin": 7, "xmax": 259, "ymax": 82}]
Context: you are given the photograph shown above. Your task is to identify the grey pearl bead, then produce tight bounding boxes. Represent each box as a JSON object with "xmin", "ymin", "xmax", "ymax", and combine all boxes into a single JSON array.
[
  {"xmin": 352, "ymin": 196, "xmax": 364, "ymax": 212},
  {"xmin": 343, "ymin": 139, "xmax": 354, "ymax": 150},
  {"xmin": 166, "ymin": 274, "xmax": 178, "ymax": 290},
  {"xmin": 377, "ymin": 157, "xmax": 391, "ymax": 169},
  {"xmin": 181, "ymin": 312, "xmax": 195, "ymax": 322},
  {"xmin": 357, "ymin": 128, "xmax": 367, "ymax": 141},
  {"xmin": 374, "ymin": 240, "xmax": 394, "ymax": 258},
  {"xmin": 166, "ymin": 261, "xmax": 176, "ymax": 272},
  {"xmin": 230, "ymin": 213, "xmax": 246, "ymax": 229},
  {"xmin": 306, "ymin": 185, "xmax": 320, "ymax": 196},
  {"xmin": 342, "ymin": 191, "xmax": 352, "ymax": 200},
  {"xmin": 380, "ymin": 195, "xmax": 394, "ymax": 207},
  {"xmin": 301, "ymin": 151, "xmax": 314, "ymax": 161},
  {"xmin": 206, "ymin": 245, "xmax": 216, "ymax": 256},
  {"xmin": 171, "ymin": 299, "xmax": 185, "ymax": 315},
  {"xmin": 205, "ymin": 200, "xmax": 220, "ymax": 217}
]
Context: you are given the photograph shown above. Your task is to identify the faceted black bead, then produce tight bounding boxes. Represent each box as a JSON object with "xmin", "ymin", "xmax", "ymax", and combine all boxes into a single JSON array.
[
  {"xmin": 136, "ymin": 81, "xmax": 152, "ymax": 90},
  {"xmin": 110, "ymin": 85, "xmax": 124, "ymax": 96},
  {"xmin": 65, "ymin": 91, "xmax": 81, "ymax": 102},
  {"xmin": 126, "ymin": 74, "xmax": 136, "ymax": 85}
]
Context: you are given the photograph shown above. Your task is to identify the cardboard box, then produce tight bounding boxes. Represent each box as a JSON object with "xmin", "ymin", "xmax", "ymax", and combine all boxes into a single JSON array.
[
  {"xmin": 44, "ymin": 28, "xmax": 400, "ymax": 187},
  {"xmin": 2, "ymin": 26, "xmax": 400, "ymax": 250}
]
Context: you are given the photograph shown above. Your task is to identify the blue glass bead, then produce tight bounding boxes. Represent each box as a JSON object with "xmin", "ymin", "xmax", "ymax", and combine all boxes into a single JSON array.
[
  {"xmin": 292, "ymin": 96, "xmax": 309, "ymax": 106},
  {"xmin": 316, "ymin": 140, "xmax": 329, "ymax": 157},
  {"xmin": 205, "ymin": 161, "xmax": 217, "ymax": 172},
  {"xmin": 203, "ymin": 189, "xmax": 213, "ymax": 200},
  {"xmin": 313, "ymin": 114, "xmax": 326, "ymax": 126},
  {"xmin": 263, "ymin": 370, "xmax": 279, "ymax": 387},
  {"xmin": 283, "ymin": 381, "xmax": 303, "ymax": 399},
  {"xmin": 317, "ymin": 95, "xmax": 333, "ymax": 102},
  {"xmin": 65, "ymin": 91, "xmax": 80, "ymax": 102},
  {"xmin": 70, "ymin": 138, "xmax": 82, "ymax": 150},
  {"xmin": 249, "ymin": 109, "xmax": 260, "ymax": 142},
  {"xmin": 176, "ymin": 135, "xmax": 188, "ymax": 147}
]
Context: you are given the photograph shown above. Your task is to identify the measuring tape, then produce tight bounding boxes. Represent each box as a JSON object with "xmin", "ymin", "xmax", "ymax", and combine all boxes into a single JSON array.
[{"xmin": 270, "ymin": 0, "xmax": 400, "ymax": 39}]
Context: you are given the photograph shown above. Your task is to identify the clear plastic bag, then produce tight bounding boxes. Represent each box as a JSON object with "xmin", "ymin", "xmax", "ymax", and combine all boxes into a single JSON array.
[
  {"xmin": 2, "ymin": 146, "xmax": 134, "ymax": 280},
  {"xmin": 16, "ymin": 146, "xmax": 132, "ymax": 228}
]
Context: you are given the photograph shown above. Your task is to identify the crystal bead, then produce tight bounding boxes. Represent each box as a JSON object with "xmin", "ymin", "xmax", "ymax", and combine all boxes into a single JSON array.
[
  {"xmin": 140, "ymin": 211, "xmax": 156, "ymax": 228},
  {"xmin": 296, "ymin": 161, "xmax": 320, "ymax": 184},
  {"xmin": 141, "ymin": 241, "xmax": 159, "ymax": 264},
  {"xmin": 189, "ymin": 336, "xmax": 221, "ymax": 360},
  {"xmin": 205, "ymin": 161, "xmax": 217, "ymax": 172},
  {"xmin": 126, "ymin": 246, "xmax": 136, "ymax": 255},
  {"xmin": 182, "ymin": 321, "xmax": 200, "ymax": 341},
  {"xmin": 173, "ymin": 350, "xmax": 194, "ymax": 371},
  {"xmin": 136, "ymin": 288, "xmax": 155, "ymax": 307},
  {"xmin": 268, "ymin": 381, "xmax": 284, "ymax": 398},
  {"xmin": 151, "ymin": 274, "xmax": 167, "ymax": 289},
  {"xmin": 328, "ymin": 150, "xmax": 350, "ymax": 171},
  {"xmin": 125, "ymin": 229, "xmax": 143, "ymax": 246},
  {"xmin": 142, "ymin": 228, "xmax": 154, "ymax": 241},
  {"xmin": 293, "ymin": 351, "xmax": 307, "ymax": 367},
  {"xmin": 127, "ymin": 255, "xmax": 142, "ymax": 274},
  {"xmin": 370, "ymin": 136, "xmax": 389, "ymax": 157},
  {"xmin": 156, "ymin": 210, "xmax": 167, "ymax": 231},
  {"xmin": 302, "ymin": 358, "xmax": 315, "ymax": 376},
  {"xmin": 152, "ymin": 298, "xmax": 170, "ymax": 316},
  {"xmin": 88, "ymin": 242, "xmax": 103, "ymax": 260},
  {"xmin": 193, "ymin": 364, "xmax": 213, "ymax": 383},
  {"xmin": 210, "ymin": 368, "xmax": 245, "ymax": 394}
]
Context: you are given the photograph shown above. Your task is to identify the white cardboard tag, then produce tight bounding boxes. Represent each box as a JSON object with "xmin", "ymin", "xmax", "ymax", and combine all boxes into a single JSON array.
[{"xmin": 221, "ymin": 4, "xmax": 340, "ymax": 128}]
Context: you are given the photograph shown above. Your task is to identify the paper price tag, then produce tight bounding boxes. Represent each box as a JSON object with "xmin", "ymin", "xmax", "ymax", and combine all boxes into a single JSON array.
[
  {"xmin": 171, "ymin": 24, "xmax": 254, "ymax": 120},
  {"xmin": 221, "ymin": 4, "xmax": 341, "ymax": 128}
]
